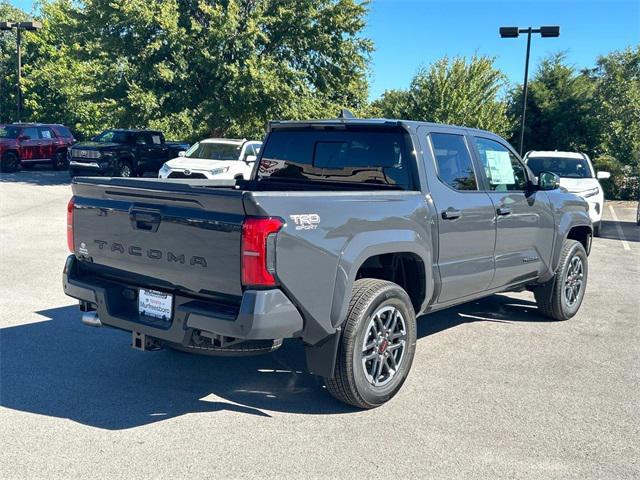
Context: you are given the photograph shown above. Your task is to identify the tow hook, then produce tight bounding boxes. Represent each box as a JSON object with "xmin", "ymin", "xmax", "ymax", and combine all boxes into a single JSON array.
[{"xmin": 132, "ymin": 332, "xmax": 162, "ymax": 352}]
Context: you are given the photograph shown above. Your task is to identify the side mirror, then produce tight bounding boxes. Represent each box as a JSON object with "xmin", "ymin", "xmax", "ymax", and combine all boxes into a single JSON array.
[
  {"xmin": 178, "ymin": 151, "xmax": 186, "ymax": 157},
  {"xmin": 597, "ymin": 171, "xmax": 611, "ymax": 180},
  {"xmin": 245, "ymin": 155, "xmax": 257, "ymax": 163},
  {"xmin": 538, "ymin": 171, "xmax": 560, "ymax": 190}
]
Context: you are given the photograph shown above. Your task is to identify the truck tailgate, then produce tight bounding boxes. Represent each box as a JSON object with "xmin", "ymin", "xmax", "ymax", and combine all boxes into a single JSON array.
[{"xmin": 71, "ymin": 178, "xmax": 245, "ymax": 298}]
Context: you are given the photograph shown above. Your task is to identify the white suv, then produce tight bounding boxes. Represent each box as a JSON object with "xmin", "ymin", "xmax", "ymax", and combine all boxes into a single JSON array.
[
  {"xmin": 159, "ymin": 138, "xmax": 262, "ymax": 181},
  {"xmin": 524, "ymin": 151, "xmax": 610, "ymax": 236}
]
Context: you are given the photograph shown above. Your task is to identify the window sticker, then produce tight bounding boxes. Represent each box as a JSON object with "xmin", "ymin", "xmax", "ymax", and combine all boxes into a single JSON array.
[{"xmin": 485, "ymin": 150, "xmax": 515, "ymax": 185}]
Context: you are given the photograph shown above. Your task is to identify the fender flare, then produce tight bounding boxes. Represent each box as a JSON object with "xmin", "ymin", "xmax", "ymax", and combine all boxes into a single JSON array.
[
  {"xmin": 329, "ymin": 229, "xmax": 434, "ymax": 330},
  {"xmin": 550, "ymin": 210, "xmax": 592, "ymax": 272}
]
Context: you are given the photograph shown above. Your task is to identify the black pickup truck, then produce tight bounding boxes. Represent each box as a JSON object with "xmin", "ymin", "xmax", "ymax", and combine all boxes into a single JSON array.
[
  {"xmin": 68, "ymin": 129, "xmax": 189, "ymax": 177},
  {"xmin": 63, "ymin": 118, "xmax": 593, "ymax": 408}
]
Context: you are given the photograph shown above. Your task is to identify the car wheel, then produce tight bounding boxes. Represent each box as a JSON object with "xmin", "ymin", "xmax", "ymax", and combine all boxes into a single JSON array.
[
  {"xmin": 593, "ymin": 222, "xmax": 600, "ymax": 237},
  {"xmin": 1, "ymin": 152, "xmax": 20, "ymax": 173},
  {"xmin": 534, "ymin": 239, "xmax": 588, "ymax": 321},
  {"xmin": 636, "ymin": 202, "xmax": 640, "ymax": 226},
  {"xmin": 52, "ymin": 150, "xmax": 68, "ymax": 170},
  {"xmin": 117, "ymin": 161, "xmax": 134, "ymax": 177},
  {"xmin": 324, "ymin": 279, "xmax": 417, "ymax": 409}
]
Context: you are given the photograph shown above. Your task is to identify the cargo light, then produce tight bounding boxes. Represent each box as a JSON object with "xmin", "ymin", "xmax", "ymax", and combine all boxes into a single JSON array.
[
  {"xmin": 241, "ymin": 217, "xmax": 284, "ymax": 287},
  {"xmin": 67, "ymin": 197, "xmax": 75, "ymax": 252}
]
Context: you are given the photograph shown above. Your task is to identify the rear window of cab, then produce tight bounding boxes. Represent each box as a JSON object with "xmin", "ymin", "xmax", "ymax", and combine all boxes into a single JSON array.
[{"xmin": 257, "ymin": 128, "xmax": 418, "ymax": 190}]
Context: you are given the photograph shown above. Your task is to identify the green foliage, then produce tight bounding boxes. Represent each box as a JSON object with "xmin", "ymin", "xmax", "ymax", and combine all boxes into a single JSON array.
[
  {"xmin": 373, "ymin": 55, "xmax": 511, "ymax": 136},
  {"xmin": 593, "ymin": 47, "xmax": 640, "ymax": 172},
  {"xmin": 4, "ymin": 0, "xmax": 372, "ymax": 140},
  {"xmin": 0, "ymin": 1, "xmax": 30, "ymax": 122},
  {"xmin": 507, "ymin": 52, "xmax": 599, "ymax": 154}
]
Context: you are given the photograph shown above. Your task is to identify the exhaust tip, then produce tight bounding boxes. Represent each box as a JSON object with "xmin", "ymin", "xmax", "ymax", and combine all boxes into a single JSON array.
[{"xmin": 81, "ymin": 311, "xmax": 102, "ymax": 327}]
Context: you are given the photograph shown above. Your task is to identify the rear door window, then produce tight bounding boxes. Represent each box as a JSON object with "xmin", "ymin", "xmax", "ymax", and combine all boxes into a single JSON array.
[
  {"xmin": 429, "ymin": 133, "xmax": 478, "ymax": 191},
  {"xmin": 257, "ymin": 129, "xmax": 416, "ymax": 189}
]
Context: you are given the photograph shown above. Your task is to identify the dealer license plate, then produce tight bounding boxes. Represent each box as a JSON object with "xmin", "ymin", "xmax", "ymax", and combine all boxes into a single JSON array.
[{"xmin": 138, "ymin": 289, "xmax": 173, "ymax": 321}]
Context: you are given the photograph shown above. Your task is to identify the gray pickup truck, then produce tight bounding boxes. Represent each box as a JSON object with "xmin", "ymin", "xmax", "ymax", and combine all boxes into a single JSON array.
[{"xmin": 63, "ymin": 118, "xmax": 593, "ymax": 408}]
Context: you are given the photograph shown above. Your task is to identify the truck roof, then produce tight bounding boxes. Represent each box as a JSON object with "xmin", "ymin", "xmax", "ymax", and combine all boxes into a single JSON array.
[{"xmin": 267, "ymin": 118, "xmax": 505, "ymax": 141}]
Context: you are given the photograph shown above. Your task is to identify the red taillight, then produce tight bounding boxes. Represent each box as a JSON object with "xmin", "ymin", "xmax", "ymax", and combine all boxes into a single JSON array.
[
  {"xmin": 67, "ymin": 197, "xmax": 74, "ymax": 252},
  {"xmin": 241, "ymin": 216, "xmax": 284, "ymax": 287}
]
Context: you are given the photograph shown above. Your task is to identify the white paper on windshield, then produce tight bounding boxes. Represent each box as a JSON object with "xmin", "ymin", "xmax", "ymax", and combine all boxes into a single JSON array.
[{"xmin": 485, "ymin": 150, "xmax": 515, "ymax": 185}]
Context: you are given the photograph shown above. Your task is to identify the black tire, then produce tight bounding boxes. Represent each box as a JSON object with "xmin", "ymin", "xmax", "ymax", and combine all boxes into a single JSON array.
[
  {"xmin": 52, "ymin": 150, "xmax": 68, "ymax": 170},
  {"xmin": 116, "ymin": 160, "xmax": 134, "ymax": 177},
  {"xmin": 636, "ymin": 202, "xmax": 640, "ymax": 226},
  {"xmin": 324, "ymin": 279, "xmax": 417, "ymax": 409},
  {"xmin": 534, "ymin": 239, "xmax": 588, "ymax": 321},
  {"xmin": 593, "ymin": 222, "xmax": 601, "ymax": 237},
  {"xmin": 1, "ymin": 151, "xmax": 20, "ymax": 173}
]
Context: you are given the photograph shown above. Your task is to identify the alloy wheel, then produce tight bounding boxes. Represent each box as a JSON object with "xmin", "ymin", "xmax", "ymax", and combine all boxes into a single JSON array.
[
  {"xmin": 361, "ymin": 305, "xmax": 407, "ymax": 387},
  {"xmin": 563, "ymin": 256, "xmax": 584, "ymax": 307}
]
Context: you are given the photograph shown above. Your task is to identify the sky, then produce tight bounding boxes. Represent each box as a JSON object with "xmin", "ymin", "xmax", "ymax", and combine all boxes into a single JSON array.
[{"xmin": 7, "ymin": 0, "xmax": 640, "ymax": 99}]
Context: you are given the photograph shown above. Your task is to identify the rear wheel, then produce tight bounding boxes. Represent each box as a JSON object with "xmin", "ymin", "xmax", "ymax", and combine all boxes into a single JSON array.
[
  {"xmin": 1, "ymin": 151, "xmax": 20, "ymax": 173},
  {"xmin": 52, "ymin": 150, "xmax": 68, "ymax": 170},
  {"xmin": 593, "ymin": 222, "xmax": 601, "ymax": 237},
  {"xmin": 534, "ymin": 239, "xmax": 588, "ymax": 321},
  {"xmin": 324, "ymin": 279, "xmax": 417, "ymax": 409}
]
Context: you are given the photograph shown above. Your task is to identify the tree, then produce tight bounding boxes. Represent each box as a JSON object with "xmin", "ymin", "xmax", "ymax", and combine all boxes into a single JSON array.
[
  {"xmin": 507, "ymin": 52, "xmax": 599, "ymax": 155},
  {"xmin": 373, "ymin": 55, "xmax": 510, "ymax": 136},
  {"xmin": 17, "ymin": 0, "xmax": 373, "ymax": 140},
  {"xmin": 593, "ymin": 47, "xmax": 640, "ymax": 170},
  {"xmin": 0, "ymin": 1, "xmax": 30, "ymax": 123}
]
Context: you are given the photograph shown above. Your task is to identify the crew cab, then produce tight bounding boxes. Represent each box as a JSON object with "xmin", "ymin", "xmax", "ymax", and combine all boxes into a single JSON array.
[
  {"xmin": 63, "ymin": 118, "xmax": 593, "ymax": 408},
  {"xmin": 0, "ymin": 123, "xmax": 75, "ymax": 172},
  {"xmin": 159, "ymin": 138, "xmax": 262, "ymax": 180},
  {"xmin": 68, "ymin": 129, "xmax": 189, "ymax": 177}
]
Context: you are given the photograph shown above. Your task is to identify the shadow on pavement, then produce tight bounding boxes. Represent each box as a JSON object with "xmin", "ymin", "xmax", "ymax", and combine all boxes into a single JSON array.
[
  {"xmin": 1, "ymin": 294, "xmax": 547, "ymax": 429},
  {"xmin": 0, "ymin": 169, "xmax": 71, "ymax": 186},
  {"xmin": 599, "ymin": 220, "xmax": 640, "ymax": 243}
]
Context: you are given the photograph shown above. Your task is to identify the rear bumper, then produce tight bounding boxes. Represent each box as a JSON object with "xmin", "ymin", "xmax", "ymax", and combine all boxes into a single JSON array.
[{"xmin": 62, "ymin": 255, "xmax": 303, "ymax": 344}]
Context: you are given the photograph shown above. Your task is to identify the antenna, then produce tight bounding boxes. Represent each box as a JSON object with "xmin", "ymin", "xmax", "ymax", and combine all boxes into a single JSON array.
[{"xmin": 338, "ymin": 109, "xmax": 355, "ymax": 119}]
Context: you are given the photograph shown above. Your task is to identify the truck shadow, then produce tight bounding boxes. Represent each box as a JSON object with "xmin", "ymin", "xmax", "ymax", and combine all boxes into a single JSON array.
[{"xmin": 1, "ymin": 294, "xmax": 545, "ymax": 429}]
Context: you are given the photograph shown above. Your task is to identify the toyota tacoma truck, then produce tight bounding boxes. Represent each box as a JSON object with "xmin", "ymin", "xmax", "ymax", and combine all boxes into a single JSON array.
[
  {"xmin": 68, "ymin": 129, "xmax": 189, "ymax": 177},
  {"xmin": 63, "ymin": 118, "xmax": 593, "ymax": 408}
]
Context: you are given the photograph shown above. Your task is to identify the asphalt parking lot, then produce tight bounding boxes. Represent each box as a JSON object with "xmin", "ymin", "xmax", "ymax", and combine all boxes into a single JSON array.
[{"xmin": 1, "ymin": 170, "xmax": 638, "ymax": 479}]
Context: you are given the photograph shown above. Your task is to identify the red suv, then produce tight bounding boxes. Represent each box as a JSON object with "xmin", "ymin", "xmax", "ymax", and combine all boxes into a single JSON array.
[{"xmin": 0, "ymin": 123, "xmax": 75, "ymax": 172}]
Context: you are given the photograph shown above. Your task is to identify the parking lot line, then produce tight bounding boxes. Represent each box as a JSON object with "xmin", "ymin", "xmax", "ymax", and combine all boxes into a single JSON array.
[{"xmin": 607, "ymin": 204, "xmax": 631, "ymax": 251}]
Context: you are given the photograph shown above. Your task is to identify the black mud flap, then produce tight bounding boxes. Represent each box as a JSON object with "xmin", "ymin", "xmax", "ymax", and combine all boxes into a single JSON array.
[{"xmin": 305, "ymin": 330, "xmax": 341, "ymax": 378}]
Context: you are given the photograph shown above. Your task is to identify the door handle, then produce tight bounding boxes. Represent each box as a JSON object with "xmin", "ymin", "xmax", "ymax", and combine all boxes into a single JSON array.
[
  {"xmin": 497, "ymin": 207, "xmax": 512, "ymax": 216},
  {"xmin": 441, "ymin": 208, "xmax": 462, "ymax": 220},
  {"xmin": 130, "ymin": 210, "xmax": 161, "ymax": 232}
]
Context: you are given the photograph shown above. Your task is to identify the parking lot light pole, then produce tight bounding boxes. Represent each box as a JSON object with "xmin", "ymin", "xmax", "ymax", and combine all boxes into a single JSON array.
[
  {"xmin": 499, "ymin": 25, "xmax": 560, "ymax": 156},
  {"xmin": 0, "ymin": 21, "xmax": 43, "ymax": 123}
]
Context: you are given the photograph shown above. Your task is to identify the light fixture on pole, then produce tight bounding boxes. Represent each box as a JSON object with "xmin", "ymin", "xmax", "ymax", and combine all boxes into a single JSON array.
[
  {"xmin": 499, "ymin": 25, "xmax": 560, "ymax": 155},
  {"xmin": 0, "ymin": 20, "xmax": 43, "ymax": 122}
]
